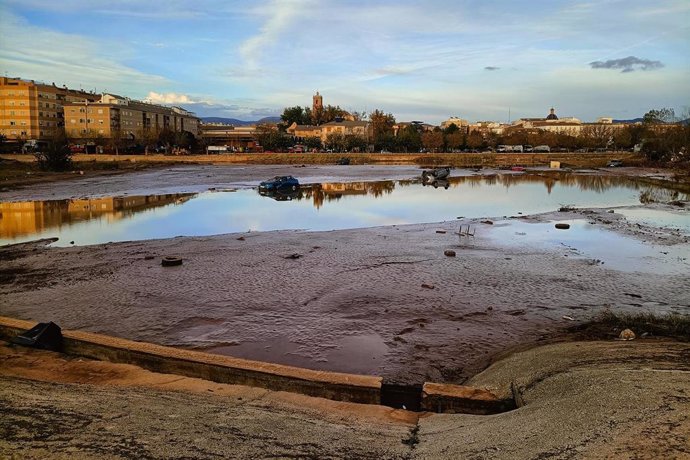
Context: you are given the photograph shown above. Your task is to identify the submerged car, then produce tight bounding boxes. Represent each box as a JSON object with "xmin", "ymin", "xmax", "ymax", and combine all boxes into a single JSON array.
[
  {"xmin": 258, "ymin": 176, "xmax": 299, "ymax": 192},
  {"xmin": 422, "ymin": 167, "xmax": 450, "ymax": 181}
]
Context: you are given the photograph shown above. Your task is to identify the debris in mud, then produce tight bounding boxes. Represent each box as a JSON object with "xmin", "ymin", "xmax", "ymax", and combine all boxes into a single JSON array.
[
  {"xmin": 421, "ymin": 283, "xmax": 435, "ymax": 289},
  {"xmin": 144, "ymin": 255, "xmax": 155, "ymax": 260},
  {"xmin": 562, "ymin": 315, "xmax": 575, "ymax": 321},
  {"xmin": 444, "ymin": 250, "xmax": 456, "ymax": 257},
  {"xmin": 436, "ymin": 230, "xmax": 446, "ymax": 234},
  {"xmin": 619, "ymin": 328, "xmax": 636, "ymax": 341},
  {"xmin": 283, "ymin": 253, "xmax": 303, "ymax": 259},
  {"xmin": 480, "ymin": 220, "xmax": 494, "ymax": 225},
  {"xmin": 161, "ymin": 256, "xmax": 183, "ymax": 267},
  {"xmin": 555, "ymin": 223, "xmax": 571, "ymax": 230},
  {"xmin": 237, "ymin": 236, "xmax": 245, "ymax": 241}
]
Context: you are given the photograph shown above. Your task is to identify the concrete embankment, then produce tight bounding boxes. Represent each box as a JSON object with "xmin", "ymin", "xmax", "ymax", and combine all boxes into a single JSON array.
[{"xmin": 0, "ymin": 316, "xmax": 513, "ymax": 413}]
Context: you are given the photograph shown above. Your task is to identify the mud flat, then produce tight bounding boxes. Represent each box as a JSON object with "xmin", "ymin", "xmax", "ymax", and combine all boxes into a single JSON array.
[{"xmin": 1, "ymin": 193, "xmax": 688, "ymax": 384}]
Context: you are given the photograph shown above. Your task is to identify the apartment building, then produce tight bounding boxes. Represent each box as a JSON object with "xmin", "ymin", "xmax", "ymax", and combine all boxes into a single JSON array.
[
  {"xmin": 63, "ymin": 93, "xmax": 199, "ymax": 142},
  {"xmin": 0, "ymin": 77, "xmax": 99, "ymax": 141}
]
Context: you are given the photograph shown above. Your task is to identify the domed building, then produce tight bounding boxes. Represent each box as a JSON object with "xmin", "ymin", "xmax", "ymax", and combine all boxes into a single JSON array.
[{"xmin": 546, "ymin": 107, "xmax": 559, "ymax": 120}]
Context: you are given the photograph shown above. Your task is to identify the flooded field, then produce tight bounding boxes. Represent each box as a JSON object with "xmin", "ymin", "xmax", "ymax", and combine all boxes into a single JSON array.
[
  {"xmin": 1, "ymin": 173, "xmax": 687, "ymax": 247},
  {"xmin": 1, "ymin": 169, "xmax": 688, "ymax": 383}
]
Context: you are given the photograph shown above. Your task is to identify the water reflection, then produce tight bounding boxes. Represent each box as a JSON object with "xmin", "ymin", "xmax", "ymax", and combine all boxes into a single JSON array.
[
  {"xmin": 0, "ymin": 173, "xmax": 687, "ymax": 247},
  {"xmin": 265, "ymin": 173, "xmax": 689, "ymax": 209},
  {"xmin": 0, "ymin": 193, "xmax": 196, "ymax": 240}
]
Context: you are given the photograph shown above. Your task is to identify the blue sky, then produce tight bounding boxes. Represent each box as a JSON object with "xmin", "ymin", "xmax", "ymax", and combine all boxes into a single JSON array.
[{"xmin": 1, "ymin": 0, "xmax": 688, "ymax": 123}]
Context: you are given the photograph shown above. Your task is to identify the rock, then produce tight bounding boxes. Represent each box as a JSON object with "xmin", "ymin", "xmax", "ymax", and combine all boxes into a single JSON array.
[
  {"xmin": 436, "ymin": 230, "xmax": 447, "ymax": 234},
  {"xmin": 608, "ymin": 210, "xmax": 615, "ymax": 213},
  {"xmin": 444, "ymin": 250, "xmax": 456, "ymax": 257},
  {"xmin": 236, "ymin": 236, "xmax": 245, "ymax": 241},
  {"xmin": 144, "ymin": 255, "xmax": 155, "ymax": 260},
  {"xmin": 619, "ymin": 329, "xmax": 636, "ymax": 341},
  {"xmin": 421, "ymin": 283, "xmax": 435, "ymax": 289},
  {"xmin": 555, "ymin": 223, "xmax": 570, "ymax": 230},
  {"xmin": 480, "ymin": 220, "xmax": 494, "ymax": 225},
  {"xmin": 283, "ymin": 253, "xmax": 302, "ymax": 259}
]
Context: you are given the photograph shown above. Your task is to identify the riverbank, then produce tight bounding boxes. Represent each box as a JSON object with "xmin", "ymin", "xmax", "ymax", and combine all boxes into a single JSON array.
[
  {"xmin": 2, "ymin": 338, "xmax": 688, "ymax": 459},
  {"xmin": 1, "ymin": 151, "xmax": 651, "ymax": 192}
]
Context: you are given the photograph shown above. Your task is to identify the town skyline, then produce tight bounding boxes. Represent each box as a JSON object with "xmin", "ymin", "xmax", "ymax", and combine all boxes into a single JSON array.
[{"xmin": 1, "ymin": 0, "xmax": 689, "ymax": 124}]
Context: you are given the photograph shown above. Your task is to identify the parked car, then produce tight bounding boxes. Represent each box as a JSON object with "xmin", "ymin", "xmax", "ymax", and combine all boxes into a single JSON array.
[
  {"xmin": 607, "ymin": 159, "xmax": 623, "ymax": 167},
  {"xmin": 258, "ymin": 176, "xmax": 299, "ymax": 192}
]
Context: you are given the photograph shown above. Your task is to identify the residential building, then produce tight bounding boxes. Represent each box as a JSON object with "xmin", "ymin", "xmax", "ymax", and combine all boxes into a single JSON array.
[
  {"xmin": 288, "ymin": 119, "xmax": 370, "ymax": 143},
  {"xmin": 440, "ymin": 117, "xmax": 469, "ymax": 130},
  {"xmin": 63, "ymin": 93, "xmax": 200, "ymax": 142},
  {"xmin": 0, "ymin": 76, "xmax": 99, "ymax": 141}
]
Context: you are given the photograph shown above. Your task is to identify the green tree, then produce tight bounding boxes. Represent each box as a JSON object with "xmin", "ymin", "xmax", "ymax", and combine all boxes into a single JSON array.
[
  {"xmin": 325, "ymin": 132, "xmax": 346, "ymax": 152},
  {"xmin": 302, "ymin": 136, "xmax": 323, "ymax": 150},
  {"xmin": 280, "ymin": 106, "xmax": 312, "ymax": 130},
  {"xmin": 369, "ymin": 109, "xmax": 396, "ymax": 148},
  {"xmin": 35, "ymin": 129, "xmax": 72, "ymax": 171},
  {"xmin": 397, "ymin": 125, "xmax": 422, "ymax": 152}
]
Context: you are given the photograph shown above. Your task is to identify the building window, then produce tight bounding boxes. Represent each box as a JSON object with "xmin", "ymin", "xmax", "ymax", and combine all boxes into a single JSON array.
[
  {"xmin": 71, "ymin": 119, "xmax": 76, "ymax": 124},
  {"xmin": 79, "ymin": 119, "xmax": 85, "ymax": 123},
  {"xmin": 9, "ymin": 121, "xmax": 15, "ymax": 126},
  {"xmin": 98, "ymin": 109, "xmax": 103, "ymax": 114}
]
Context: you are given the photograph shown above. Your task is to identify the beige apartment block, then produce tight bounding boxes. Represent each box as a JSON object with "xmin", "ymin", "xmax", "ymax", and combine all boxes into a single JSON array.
[
  {"xmin": 0, "ymin": 77, "xmax": 99, "ymax": 141},
  {"xmin": 288, "ymin": 120, "xmax": 370, "ymax": 143},
  {"xmin": 63, "ymin": 93, "xmax": 199, "ymax": 142}
]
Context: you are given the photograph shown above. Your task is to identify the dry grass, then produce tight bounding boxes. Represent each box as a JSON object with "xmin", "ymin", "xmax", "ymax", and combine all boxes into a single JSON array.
[{"xmin": 572, "ymin": 310, "xmax": 690, "ymax": 341}]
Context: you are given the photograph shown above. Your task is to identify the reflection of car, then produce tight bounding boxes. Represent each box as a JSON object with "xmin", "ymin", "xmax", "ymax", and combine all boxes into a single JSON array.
[
  {"xmin": 421, "ymin": 179, "xmax": 449, "ymax": 189},
  {"xmin": 258, "ymin": 176, "xmax": 299, "ymax": 192},
  {"xmin": 259, "ymin": 188, "xmax": 301, "ymax": 201},
  {"xmin": 607, "ymin": 159, "xmax": 623, "ymax": 167}
]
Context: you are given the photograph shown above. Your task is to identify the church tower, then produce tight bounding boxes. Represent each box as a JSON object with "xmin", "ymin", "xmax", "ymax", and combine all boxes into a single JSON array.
[{"xmin": 312, "ymin": 91, "xmax": 323, "ymax": 114}]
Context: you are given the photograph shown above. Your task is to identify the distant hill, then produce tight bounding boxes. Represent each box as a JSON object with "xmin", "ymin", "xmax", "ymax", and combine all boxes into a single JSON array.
[
  {"xmin": 201, "ymin": 116, "xmax": 281, "ymax": 126},
  {"xmin": 612, "ymin": 118, "xmax": 643, "ymax": 124}
]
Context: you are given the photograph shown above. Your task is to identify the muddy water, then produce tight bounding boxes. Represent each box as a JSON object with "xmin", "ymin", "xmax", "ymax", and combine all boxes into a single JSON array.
[{"xmin": 1, "ymin": 173, "xmax": 687, "ymax": 246}]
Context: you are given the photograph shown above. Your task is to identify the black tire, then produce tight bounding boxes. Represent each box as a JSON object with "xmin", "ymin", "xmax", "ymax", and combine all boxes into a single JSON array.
[{"xmin": 161, "ymin": 256, "xmax": 183, "ymax": 267}]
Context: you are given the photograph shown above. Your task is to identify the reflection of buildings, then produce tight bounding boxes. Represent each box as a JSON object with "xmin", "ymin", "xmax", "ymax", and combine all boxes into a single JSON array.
[
  {"xmin": 301, "ymin": 182, "xmax": 396, "ymax": 209},
  {"xmin": 0, "ymin": 193, "xmax": 196, "ymax": 239}
]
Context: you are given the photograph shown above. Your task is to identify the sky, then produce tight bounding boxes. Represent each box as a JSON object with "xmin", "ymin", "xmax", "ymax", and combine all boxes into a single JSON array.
[{"xmin": 0, "ymin": 0, "xmax": 689, "ymax": 124}]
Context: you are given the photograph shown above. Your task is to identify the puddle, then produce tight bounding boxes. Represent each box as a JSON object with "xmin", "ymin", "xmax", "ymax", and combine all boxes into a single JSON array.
[
  {"xmin": 205, "ymin": 333, "xmax": 389, "ymax": 375},
  {"xmin": 487, "ymin": 219, "xmax": 690, "ymax": 275},
  {"xmin": 1, "ymin": 173, "xmax": 687, "ymax": 247},
  {"xmin": 616, "ymin": 208, "xmax": 690, "ymax": 233}
]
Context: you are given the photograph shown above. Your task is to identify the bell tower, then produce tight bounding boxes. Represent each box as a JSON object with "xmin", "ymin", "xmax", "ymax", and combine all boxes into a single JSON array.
[{"xmin": 312, "ymin": 91, "xmax": 323, "ymax": 114}]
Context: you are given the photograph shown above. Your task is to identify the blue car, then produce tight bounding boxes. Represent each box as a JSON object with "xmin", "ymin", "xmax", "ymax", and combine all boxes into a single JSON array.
[{"xmin": 258, "ymin": 176, "xmax": 299, "ymax": 192}]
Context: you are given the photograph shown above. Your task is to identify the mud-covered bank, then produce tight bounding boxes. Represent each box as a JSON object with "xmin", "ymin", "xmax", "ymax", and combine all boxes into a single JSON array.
[{"xmin": 1, "ymin": 202, "xmax": 687, "ymax": 384}]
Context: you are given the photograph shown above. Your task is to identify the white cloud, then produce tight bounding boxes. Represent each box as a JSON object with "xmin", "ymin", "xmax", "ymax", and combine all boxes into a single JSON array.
[
  {"xmin": 144, "ymin": 91, "xmax": 195, "ymax": 104},
  {"xmin": 239, "ymin": 0, "xmax": 314, "ymax": 70},
  {"xmin": 0, "ymin": 7, "xmax": 168, "ymax": 94}
]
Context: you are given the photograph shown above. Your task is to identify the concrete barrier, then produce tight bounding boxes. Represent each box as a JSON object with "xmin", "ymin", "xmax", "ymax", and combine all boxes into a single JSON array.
[
  {"xmin": 421, "ymin": 382, "xmax": 516, "ymax": 414},
  {"xmin": 0, "ymin": 316, "xmax": 518, "ymax": 413},
  {"xmin": 0, "ymin": 316, "xmax": 381, "ymax": 404}
]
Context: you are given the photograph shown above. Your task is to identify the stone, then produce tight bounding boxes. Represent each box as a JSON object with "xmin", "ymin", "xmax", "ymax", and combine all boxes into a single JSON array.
[
  {"xmin": 444, "ymin": 250, "xmax": 456, "ymax": 257},
  {"xmin": 619, "ymin": 329, "xmax": 636, "ymax": 341}
]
